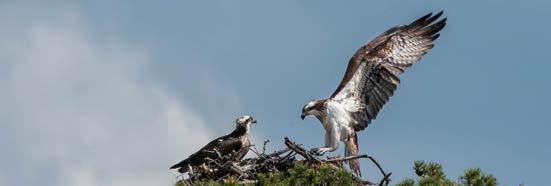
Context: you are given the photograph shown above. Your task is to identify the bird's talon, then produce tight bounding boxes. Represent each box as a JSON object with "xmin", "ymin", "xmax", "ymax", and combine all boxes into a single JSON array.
[{"xmin": 310, "ymin": 148, "xmax": 325, "ymax": 156}]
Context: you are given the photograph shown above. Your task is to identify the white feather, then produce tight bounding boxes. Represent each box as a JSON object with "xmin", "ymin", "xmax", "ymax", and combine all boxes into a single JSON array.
[
  {"xmin": 324, "ymin": 100, "xmax": 354, "ymax": 146},
  {"xmin": 332, "ymin": 63, "xmax": 366, "ymax": 115}
]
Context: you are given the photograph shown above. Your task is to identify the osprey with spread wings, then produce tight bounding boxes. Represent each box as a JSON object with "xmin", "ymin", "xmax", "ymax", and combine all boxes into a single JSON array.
[{"xmin": 300, "ymin": 11, "xmax": 446, "ymax": 177}]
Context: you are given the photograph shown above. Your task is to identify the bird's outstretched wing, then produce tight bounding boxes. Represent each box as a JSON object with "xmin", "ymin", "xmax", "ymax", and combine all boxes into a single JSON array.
[{"xmin": 331, "ymin": 11, "xmax": 446, "ymax": 131}]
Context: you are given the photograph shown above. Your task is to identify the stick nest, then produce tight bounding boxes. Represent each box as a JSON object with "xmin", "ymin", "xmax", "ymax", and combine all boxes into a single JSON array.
[{"xmin": 177, "ymin": 137, "xmax": 391, "ymax": 186}]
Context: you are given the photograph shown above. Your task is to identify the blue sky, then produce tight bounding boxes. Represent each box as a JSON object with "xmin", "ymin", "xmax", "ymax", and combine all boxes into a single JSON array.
[{"xmin": 1, "ymin": 0, "xmax": 550, "ymax": 185}]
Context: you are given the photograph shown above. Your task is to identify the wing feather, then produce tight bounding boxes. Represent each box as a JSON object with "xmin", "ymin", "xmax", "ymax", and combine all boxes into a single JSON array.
[
  {"xmin": 170, "ymin": 134, "xmax": 244, "ymax": 172},
  {"xmin": 331, "ymin": 11, "xmax": 446, "ymax": 131}
]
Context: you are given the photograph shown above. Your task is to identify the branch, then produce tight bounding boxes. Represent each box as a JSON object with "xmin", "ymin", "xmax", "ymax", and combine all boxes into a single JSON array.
[
  {"xmin": 262, "ymin": 140, "xmax": 270, "ymax": 154},
  {"xmin": 325, "ymin": 154, "xmax": 369, "ymax": 163},
  {"xmin": 284, "ymin": 137, "xmax": 320, "ymax": 164},
  {"xmin": 280, "ymin": 151, "xmax": 295, "ymax": 161},
  {"xmin": 367, "ymin": 156, "xmax": 391, "ymax": 186},
  {"xmin": 323, "ymin": 153, "xmax": 390, "ymax": 185},
  {"xmin": 205, "ymin": 157, "xmax": 222, "ymax": 167},
  {"xmin": 267, "ymin": 148, "xmax": 291, "ymax": 158},
  {"xmin": 249, "ymin": 146, "xmax": 263, "ymax": 157},
  {"xmin": 378, "ymin": 172, "xmax": 391, "ymax": 186}
]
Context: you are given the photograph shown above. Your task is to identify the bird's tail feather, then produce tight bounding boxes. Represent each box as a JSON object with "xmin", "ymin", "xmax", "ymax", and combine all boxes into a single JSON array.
[
  {"xmin": 170, "ymin": 159, "xmax": 190, "ymax": 173},
  {"xmin": 345, "ymin": 133, "xmax": 362, "ymax": 177}
]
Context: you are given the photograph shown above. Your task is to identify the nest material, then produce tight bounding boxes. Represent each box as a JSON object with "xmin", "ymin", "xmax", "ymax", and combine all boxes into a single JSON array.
[{"xmin": 178, "ymin": 137, "xmax": 391, "ymax": 186}]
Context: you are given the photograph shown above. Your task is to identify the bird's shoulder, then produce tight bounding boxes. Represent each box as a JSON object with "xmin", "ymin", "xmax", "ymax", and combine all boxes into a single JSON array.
[{"xmin": 194, "ymin": 134, "xmax": 230, "ymax": 152}]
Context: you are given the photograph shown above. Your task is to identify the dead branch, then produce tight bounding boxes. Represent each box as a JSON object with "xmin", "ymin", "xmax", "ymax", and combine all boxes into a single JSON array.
[
  {"xmin": 322, "ymin": 153, "xmax": 390, "ymax": 186},
  {"xmin": 268, "ymin": 148, "xmax": 290, "ymax": 157},
  {"xmin": 262, "ymin": 140, "xmax": 270, "ymax": 154},
  {"xmin": 177, "ymin": 137, "xmax": 391, "ymax": 186},
  {"xmin": 284, "ymin": 137, "xmax": 320, "ymax": 164},
  {"xmin": 325, "ymin": 154, "xmax": 369, "ymax": 163},
  {"xmin": 367, "ymin": 156, "xmax": 391, "ymax": 186}
]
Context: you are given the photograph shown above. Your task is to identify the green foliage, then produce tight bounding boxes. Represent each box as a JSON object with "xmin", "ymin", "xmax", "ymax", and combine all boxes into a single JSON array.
[
  {"xmin": 459, "ymin": 168, "xmax": 498, "ymax": 186},
  {"xmin": 257, "ymin": 162, "xmax": 355, "ymax": 186},
  {"xmin": 395, "ymin": 178, "xmax": 415, "ymax": 186},
  {"xmin": 395, "ymin": 161, "xmax": 497, "ymax": 186},
  {"xmin": 174, "ymin": 180, "xmax": 186, "ymax": 186},
  {"xmin": 414, "ymin": 160, "xmax": 455, "ymax": 186},
  {"xmin": 175, "ymin": 161, "xmax": 498, "ymax": 186},
  {"xmin": 176, "ymin": 162, "xmax": 356, "ymax": 186},
  {"xmin": 175, "ymin": 176, "xmax": 241, "ymax": 186}
]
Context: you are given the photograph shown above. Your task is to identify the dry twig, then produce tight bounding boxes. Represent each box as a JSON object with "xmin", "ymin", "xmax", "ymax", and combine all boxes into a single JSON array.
[{"xmin": 178, "ymin": 137, "xmax": 391, "ymax": 186}]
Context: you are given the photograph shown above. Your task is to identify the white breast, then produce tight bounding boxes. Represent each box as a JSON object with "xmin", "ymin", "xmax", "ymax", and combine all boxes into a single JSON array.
[{"xmin": 324, "ymin": 100, "xmax": 354, "ymax": 142}]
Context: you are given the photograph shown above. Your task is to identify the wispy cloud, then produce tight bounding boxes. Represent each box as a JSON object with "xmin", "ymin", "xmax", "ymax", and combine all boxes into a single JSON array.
[{"xmin": 0, "ymin": 3, "xmax": 231, "ymax": 186}]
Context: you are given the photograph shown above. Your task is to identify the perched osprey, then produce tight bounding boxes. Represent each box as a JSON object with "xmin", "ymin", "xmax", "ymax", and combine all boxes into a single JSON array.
[
  {"xmin": 170, "ymin": 115, "xmax": 257, "ymax": 173},
  {"xmin": 300, "ymin": 11, "xmax": 446, "ymax": 176}
]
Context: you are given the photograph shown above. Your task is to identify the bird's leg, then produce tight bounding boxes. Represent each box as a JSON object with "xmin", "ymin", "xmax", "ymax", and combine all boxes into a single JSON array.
[
  {"xmin": 311, "ymin": 147, "xmax": 337, "ymax": 156},
  {"xmin": 311, "ymin": 130, "xmax": 339, "ymax": 156},
  {"xmin": 311, "ymin": 143, "xmax": 338, "ymax": 155}
]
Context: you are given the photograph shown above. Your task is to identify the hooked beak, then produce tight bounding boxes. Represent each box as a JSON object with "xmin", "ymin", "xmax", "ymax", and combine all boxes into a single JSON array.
[
  {"xmin": 301, "ymin": 113, "xmax": 305, "ymax": 120},
  {"xmin": 252, "ymin": 119, "xmax": 257, "ymax": 124}
]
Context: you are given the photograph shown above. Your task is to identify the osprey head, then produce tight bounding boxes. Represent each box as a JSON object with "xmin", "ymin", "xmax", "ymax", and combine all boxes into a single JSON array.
[
  {"xmin": 235, "ymin": 115, "xmax": 257, "ymax": 127},
  {"xmin": 301, "ymin": 100, "xmax": 324, "ymax": 120}
]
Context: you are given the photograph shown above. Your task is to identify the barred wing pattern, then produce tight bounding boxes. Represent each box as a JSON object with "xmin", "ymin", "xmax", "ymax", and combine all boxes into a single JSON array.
[{"xmin": 331, "ymin": 11, "xmax": 446, "ymax": 131}]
